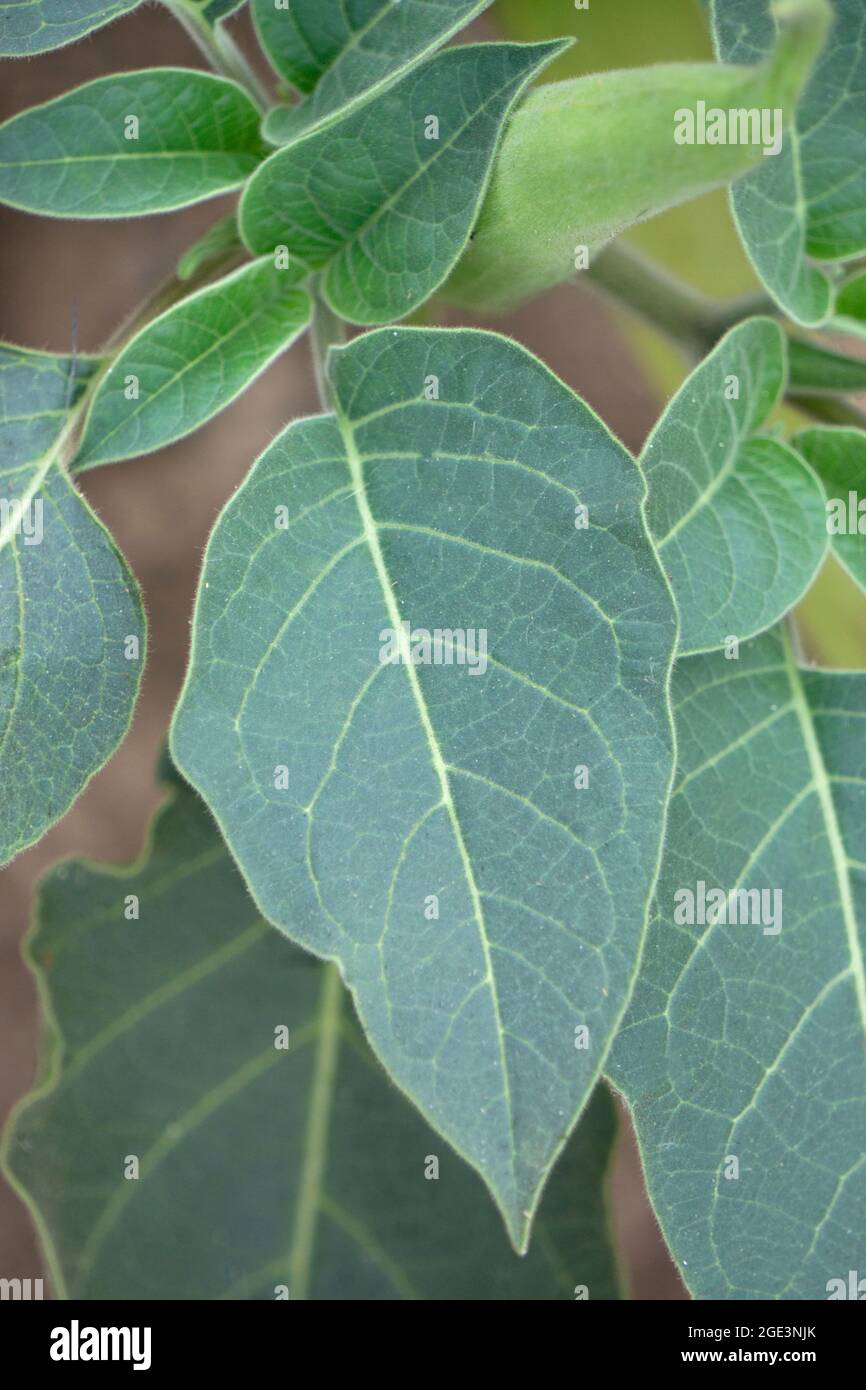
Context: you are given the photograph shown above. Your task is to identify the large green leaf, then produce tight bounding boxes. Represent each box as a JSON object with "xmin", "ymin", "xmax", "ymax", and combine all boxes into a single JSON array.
[
  {"xmin": 0, "ymin": 0, "xmax": 141, "ymax": 57},
  {"xmin": 170, "ymin": 325, "xmax": 677, "ymax": 1250},
  {"xmin": 713, "ymin": 0, "xmax": 866, "ymax": 325},
  {"xmin": 0, "ymin": 70, "xmax": 265, "ymax": 219},
  {"xmin": 240, "ymin": 42, "xmax": 562, "ymax": 325},
  {"xmin": 644, "ymin": 318, "xmax": 827, "ymax": 655},
  {"xmin": 254, "ymin": 0, "xmax": 493, "ymax": 142},
  {"xmin": 0, "ymin": 345, "xmax": 144, "ymax": 865},
  {"xmin": 794, "ymin": 426, "xmax": 866, "ymax": 594},
  {"xmin": 2, "ymin": 770, "xmax": 623, "ymax": 1300},
  {"xmin": 72, "ymin": 258, "xmax": 311, "ymax": 470},
  {"xmin": 608, "ymin": 625, "xmax": 866, "ymax": 1299}
]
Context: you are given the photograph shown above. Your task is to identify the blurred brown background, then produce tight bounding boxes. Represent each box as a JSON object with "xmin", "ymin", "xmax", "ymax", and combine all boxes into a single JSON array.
[{"xmin": 0, "ymin": 0, "xmax": 738, "ymax": 1300}]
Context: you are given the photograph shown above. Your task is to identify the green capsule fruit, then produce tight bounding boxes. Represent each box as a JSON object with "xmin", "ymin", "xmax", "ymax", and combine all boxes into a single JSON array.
[{"xmin": 445, "ymin": 0, "xmax": 832, "ymax": 312}]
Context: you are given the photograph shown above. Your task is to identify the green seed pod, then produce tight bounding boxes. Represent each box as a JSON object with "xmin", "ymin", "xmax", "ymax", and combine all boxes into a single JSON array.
[{"xmin": 445, "ymin": 0, "xmax": 832, "ymax": 313}]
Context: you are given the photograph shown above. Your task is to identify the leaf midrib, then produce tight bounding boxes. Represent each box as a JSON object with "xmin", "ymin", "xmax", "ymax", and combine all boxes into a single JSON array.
[
  {"xmin": 287, "ymin": 961, "xmax": 343, "ymax": 1300},
  {"xmin": 338, "ymin": 406, "xmax": 517, "ymax": 1194}
]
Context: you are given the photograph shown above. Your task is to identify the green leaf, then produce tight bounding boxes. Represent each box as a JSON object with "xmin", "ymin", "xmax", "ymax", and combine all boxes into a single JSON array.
[
  {"xmin": 73, "ymin": 258, "xmax": 311, "ymax": 470},
  {"xmin": 833, "ymin": 269, "xmax": 866, "ymax": 337},
  {"xmin": 254, "ymin": 0, "xmax": 492, "ymax": 142},
  {"xmin": 2, "ymin": 771, "xmax": 623, "ymax": 1300},
  {"xmin": 644, "ymin": 318, "xmax": 827, "ymax": 655},
  {"xmin": 170, "ymin": 325, "xmax": 677, "ymax": 1250},
  {"xmin": 713, "ymin": 0, "xmax": 865, "ymax": 325},
  {"xmin": 240, "ymin": 42, "xmax": 562, "ymax": 325},
  {"xmin": 793, "ymin": 426, "xmax": 866, "ymax": 593},
  {"xmin": 0, "ymin": 70, "xmax": 264, "ymax": 220},
  {"xmin": 0, "ymin": 345, "xmax": 144, "ymax": 866},
  {"xmin": 200, "ymin": 0, "xmax": 246, "ymax": 21},
  {"xmin": 608, "ymin": 625, "xmax": 866, "ymax": 1299},
  {"xmin": 787, "ymin": 335, "xmax": 866, "ymax": 395},
  {"xmin": 0, "ymin": 0, "xmax": 141, "ymax": 57},
  {"xmin": 0, "ymin": 343, "xmax": 101, "ymax": 466}
]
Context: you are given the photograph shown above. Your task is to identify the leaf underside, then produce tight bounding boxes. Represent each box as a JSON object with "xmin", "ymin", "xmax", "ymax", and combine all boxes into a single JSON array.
[
  {"xmin": 609, "ymin": 626, "xmax": 866, "ymax": 1299},
  {"xmin": 0, "ymin": 0, "xmax": 141, "ymax": 58},
  {"xmin": 171, "ymin": 325, "xmax": 677, "ymax": 1250},
  {"xmin": 713, "ymin": 0, "xmax": 866, "ymax": 324},
  {"xmin": 644, "ymin": 318, "xmax": 827, "ymax": 655},
  {"xmin": 0, "ymin": 346, "xmax": 144, "ymax": 865},
  {"xmin": 793, "ymin": 426, "xmax": 866, "ymax": 595}
]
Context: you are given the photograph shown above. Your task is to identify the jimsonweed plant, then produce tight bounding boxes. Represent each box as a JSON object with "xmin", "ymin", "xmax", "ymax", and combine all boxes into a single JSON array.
[{"xmin": 1, "ymin": 0, "xmax": 865, "ymax": 1304}]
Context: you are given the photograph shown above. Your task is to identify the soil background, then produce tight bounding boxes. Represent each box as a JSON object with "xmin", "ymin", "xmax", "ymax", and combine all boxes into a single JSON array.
[{"xmin": 0, "ymin": 4, "xmax": 685, "ymax": 1299}]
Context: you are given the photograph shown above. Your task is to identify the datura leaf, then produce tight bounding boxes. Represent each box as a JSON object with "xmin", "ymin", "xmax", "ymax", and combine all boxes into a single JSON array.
[
  {"xmin": 0, "ymin": 70, "xmax": 265, "ymax": 219},
  {"xmin": 0, "ymin": 343, "xmax": 101, "ymax": 464},
  {"xmin": 240, "ymin": 42, "xmax": 563, "ymax": 325},
  {"xmin": 833, "ymin": 271, "xmax": 866, "ymax": 339},
  {"xmin": 255, "ymin": 0, "xmax": 494, "ymax": 143},
  {"xmin": 608, "ymin": 626, "xmax": 866, "ymax": 1299},
  {"xmin": 713, "ymin": 0, "xmax": 864, "ymax": 326},
  {"xmin": 643, "ymin": 318, "xmax": 827, "ymax": 656},
  {"xmin": 0, "ymin": 0, "xmax": 141, "ymax": 57},
  {"xmin": 170, "ymin": 326, "xmax": 677, "ymax": 1250},
  {"xmin": 199, "ymin": 0, "xmax": 246, "ymax": 22},
  {"xmin": 73, "ymin": 259, "xmax": 311, "ymax": 470},
  {"xmin": 793, "ymin": 427, "xmax": 866, "ymax": 594},
  {"xmin": 446, "ymin": 0, "xmax": 829, "ymax": 313},
  {"xmin": 0, "ymin": 345, "xmax": 144, "ymax": 866},
  {"xmin": 2, "ymin": 771, "xmax": 623, "ymax": 1300}
]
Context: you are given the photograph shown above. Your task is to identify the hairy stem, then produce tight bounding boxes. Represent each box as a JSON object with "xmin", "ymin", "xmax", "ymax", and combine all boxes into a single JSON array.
[
  {"xmin": 584, "ymin": 241, "xmax": 866, "ymax": 428},
  {"xmin": 585, "ymin": 241, "xmax": 772, "ymax": 353},
  {"xmin": 310, "ymin": 291, "xmax": 347, "ymax": 412},
  {"xmin": 167, "ymin": 1, "xmax": 270, "ymax": 112}
]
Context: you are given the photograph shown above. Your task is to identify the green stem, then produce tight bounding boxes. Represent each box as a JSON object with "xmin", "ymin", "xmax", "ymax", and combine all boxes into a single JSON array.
[
  {"xmin": 785, "ymin": 392, "xmax": 866, "ymax": 430},
  {"xmin": 310, "ymin": 291, "xmax": 347, "ymax": 411},
  {"xmin": 167, "ymin": 1, "xmax": 270, "ymax": 112},
  {"xmin": 584, "ymin": 240, "xmax": 866, "ymax": 428},
  {"xmin": 585, "ymin": 241, "xmax": 774, "ymax": 355}
]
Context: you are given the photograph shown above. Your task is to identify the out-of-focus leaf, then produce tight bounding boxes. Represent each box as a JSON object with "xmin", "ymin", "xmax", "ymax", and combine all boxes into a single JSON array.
[{"xmin": 3, "ymin": 773, "xmax": 623, "ymax": 1300}]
